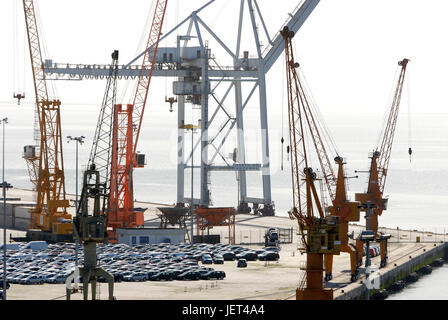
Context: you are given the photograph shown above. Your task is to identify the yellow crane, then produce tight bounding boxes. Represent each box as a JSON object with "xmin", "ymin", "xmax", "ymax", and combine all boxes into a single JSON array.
[{"xmin": 22, "ymin": 0, "xmax": 72, "ymax": 242}]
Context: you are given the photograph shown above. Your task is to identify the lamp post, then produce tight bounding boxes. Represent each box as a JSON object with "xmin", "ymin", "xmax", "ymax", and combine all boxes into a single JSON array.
[
  {"xmin": 183, "ymin": 124, "xmax": 199, "ymax": 245},
  {"xmin": 1, "ymin": 117, "xmax": 12, "ymax": 300},
  {"xmin": 67, "ymin": 135, "xmax": 85, "ymax": 267}
]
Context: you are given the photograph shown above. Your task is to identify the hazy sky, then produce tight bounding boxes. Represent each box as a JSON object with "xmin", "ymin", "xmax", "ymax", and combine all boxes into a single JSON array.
[{"xmin": 0, "ymin": 0, "xmax": 447, "ymax": 198}]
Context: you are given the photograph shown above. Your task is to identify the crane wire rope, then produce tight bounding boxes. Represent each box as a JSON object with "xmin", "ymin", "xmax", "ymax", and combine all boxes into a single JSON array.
[
  {"xmin": 406, "ymin": 67, "xmax": 412, "ymax": 164},
  {"xmin": 298, "ymin": 67, "xmax": 340, "ymax": 159},
  {"xmin": 34, "ymin": 0, "xmax": 58, "ymax": 98},
  {"xmin": 119, "ymin": 0, "xmax": 157, "ymax": 104}
]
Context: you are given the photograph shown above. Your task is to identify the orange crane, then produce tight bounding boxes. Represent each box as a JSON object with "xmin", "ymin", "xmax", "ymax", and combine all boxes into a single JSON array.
[
  {"xmin": 278, "ymin": 30, "xmax": 361, "ymax": 281},
  {"xmin": 22, "ymin": 0, "xmax": 72, "ymax": 242},
  {"xmin": 355, "ymin": 59, "xmax": 410, "ymax": 268},
  {"xmin": 108, "ymin": 0, "xmax": 168, "ymax": 242},
  {"xmin": 282, "ymin": 26, "xmax": 340, "ymax": 300}
]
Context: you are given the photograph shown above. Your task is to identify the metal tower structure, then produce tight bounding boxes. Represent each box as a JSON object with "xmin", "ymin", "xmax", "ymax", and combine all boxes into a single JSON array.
[
  {"xmin": 42, "ymin": 0, "xmax": 321, "ymax": 216},
  {"xmin": 22, "ymin": 0, "xmax": 72, "ymax": 241}
]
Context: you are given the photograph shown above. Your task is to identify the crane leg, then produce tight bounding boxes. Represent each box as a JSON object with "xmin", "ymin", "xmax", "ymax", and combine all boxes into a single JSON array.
[
  {"xmin": 83, "ymin": 269, "xmax": 92, "ymax": 300},
  {"xmin": 97, "ymin": 268, "xmax": 115, "ymax": 300},
  {"xmin": 345, "ymin": 244, "xmax": 360, "ymax": 282},
  {"xmin": 379, "ymin": 239, "xmax": 388, "ymax": 268},
  {"xmin": 355, "ymin": 238, "xmax": 364, "ymax": 267},
  {"xmin": 323, "ymin": 254, "xmax": 333, "ymax": 281},
  {"xmin": 91, "ymin": 278, "xmax": 97, "ymax": 300}
]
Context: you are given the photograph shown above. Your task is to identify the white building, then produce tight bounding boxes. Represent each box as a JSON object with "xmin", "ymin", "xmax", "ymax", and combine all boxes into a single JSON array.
[{"xmin": 116, "ymin": 228, "xmax": 187, "ymax": 246}]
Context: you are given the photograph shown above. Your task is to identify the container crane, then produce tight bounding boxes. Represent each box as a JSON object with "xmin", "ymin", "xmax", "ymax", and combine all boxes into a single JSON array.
[
  {"xmin": 22, "ymin": 0, "xmax": 72, "ymax": 242},
  {"xmin": 355, "ymin": 58, "xmax": 410, "ymax": 268},
  {"xmin": 282, "ymin": 26, "xmax": 340, "ymax": 300},
  {"xmin": 108, "ymin": 0, "xmax": 168, "ymax": 242}
]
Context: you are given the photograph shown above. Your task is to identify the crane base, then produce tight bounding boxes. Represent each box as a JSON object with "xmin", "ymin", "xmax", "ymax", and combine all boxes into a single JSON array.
[
  {"xmin": 296, "ymin": 288, "xmax": 333, "ymax": 300},
  {"xmin": 24, "ymin": 230, "xmax": 74, "ymax": 243}
]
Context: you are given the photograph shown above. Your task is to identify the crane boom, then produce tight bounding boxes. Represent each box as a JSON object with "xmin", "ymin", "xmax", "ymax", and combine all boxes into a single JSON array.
[
  {"xmin": 376, "ymin": 58, "xmax": 410, "ymax": 194},
  {"xmin": 131, "ymin": 0, "xmax": 168, "ymax": 154},
  {"xmin": 23, "ymin": 0, "xmax": 71, "ymax": 239}
]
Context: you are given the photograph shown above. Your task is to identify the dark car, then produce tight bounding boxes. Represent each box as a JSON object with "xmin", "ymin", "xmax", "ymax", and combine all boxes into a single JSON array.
[
  {"xmin": 201, "ymin": 270, "xmax": 226, "ymax": 280},
  {"xmin": 221, "ymin": 251, "xmax": 235, "ymax": 261},
  {"xmin": 237, "ymin": 259, "xmax": 247, "ymax": 268},
  {"xmin": 150, "ymin": 271, "xmax": 174, "ymax": 281},
  {"xmin": 236, "ymin": 251, "xmax": 258, "ymax": 261},
  {"xmin": 0, "ymin": 279, "xmax": 10, "ymax": 290},
  {"xmin": 177, "ymin": 270, "xmax": 201, "ymax": 281},
  {"xmin": 258, "ymin": 251, "xmax": 279, "ymax": 261}
]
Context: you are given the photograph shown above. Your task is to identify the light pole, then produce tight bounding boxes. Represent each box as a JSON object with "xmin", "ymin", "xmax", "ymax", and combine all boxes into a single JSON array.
[
  {"xmin": 1, "ymin": 117, "xmax": 12, "ymax": 300},
  {"xmin": 183, "ymin": 124, "xmax": 199, "ymax": 245},
  {"xmin": 67, "ymin": 135, "xmax": 85, "ymax": 267}
]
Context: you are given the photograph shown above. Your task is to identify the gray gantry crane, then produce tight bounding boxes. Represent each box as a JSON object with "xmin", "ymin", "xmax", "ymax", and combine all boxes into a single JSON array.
[
  {"xmin": 43, "ymin": 0, "xmax": 321, "ymax": 216},
  {"xmin": 66, "ymin": 164, "xmax": 114, "ymax": 300}
]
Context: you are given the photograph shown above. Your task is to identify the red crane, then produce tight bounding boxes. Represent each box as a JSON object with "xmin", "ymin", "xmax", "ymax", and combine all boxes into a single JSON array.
[
  {"xmin": 355, "ymin": 59, "xmax": 410, "ymax": 268},
  {"xmin": 108, "ymin": 0, "xmax": 168, "ymax": 242}
]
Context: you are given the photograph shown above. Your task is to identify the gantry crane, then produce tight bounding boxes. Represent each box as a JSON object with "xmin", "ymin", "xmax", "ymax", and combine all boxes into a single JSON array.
[
  {"xmin": 355, "ymin": 58, "xmax": 410, "ymax": 268},
  {"xmin": 108, "ymin": 0, "xmax": 168, "ymax": 242},
  {"xmin": 22, "ymin": 0, "xmax": 72, "ymax": 242},
  {"xmin": 282, "ymin": 26, "xmax": 340, "ymax": 300}
]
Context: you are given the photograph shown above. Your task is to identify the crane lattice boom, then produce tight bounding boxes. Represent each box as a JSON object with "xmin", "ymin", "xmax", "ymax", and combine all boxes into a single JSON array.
[{"xmin": 23, "ymin": 0, "xmax": 71, "ymax": 235}]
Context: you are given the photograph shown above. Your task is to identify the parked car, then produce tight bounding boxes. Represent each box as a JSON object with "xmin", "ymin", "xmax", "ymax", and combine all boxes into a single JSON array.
[
  {"xmin": 21, "ymin": 275, "xmax": 44, "ymax": 285},
  {"xmin": 373, "ymin": 246, "xmax": 380, "ymax": 256},
  {"xmin": 237, "ymin": 259, "xmax": 247, "ymax": 268},
  {"xmin": 213, "ymin": 255, "xmax": 224, "ymax": 264},
  {"xmin": 201, "ymin": 254, "xmax": 213, "ymax": 264},
  {"xmin": 176, "ymin": 270, "xmax": 201, "ymax": 281},
  {"xmin": 221, "ymin": 251, "xmax": 236, "ymax": 261},
  {"xmin": 264, "ymin": 246, "xmax": 280, "ymax": 253},
  {"xmin": 236, "ymin": 251, "xmax": 258, "ymax": 261},
  {"xmin": 258, "ymin": 251, "xmax": 279, "ymax": 261},
  {"xmin": 201, "ymin": 270, "xmax": 226, "ymax": 280}
]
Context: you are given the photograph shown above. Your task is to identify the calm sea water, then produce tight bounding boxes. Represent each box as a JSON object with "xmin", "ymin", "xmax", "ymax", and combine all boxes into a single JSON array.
[
  {"xmin": 2, "ymin": 102, "xmax": 448, "ymax": 230},
  {"xmin": 387, "ymin": 264, "xmax": 448, "ymax": 300}
]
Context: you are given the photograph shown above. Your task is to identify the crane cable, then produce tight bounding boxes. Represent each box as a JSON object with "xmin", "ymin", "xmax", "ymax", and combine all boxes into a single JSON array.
[
  {"xmin": 119, "ymin": 0, "xmax": 157, "ymax": 104},
  {"xmin": 281, "ymin": 49, "xmax": 286, "ymax": 171},
  {"xmin": 407, "ymin": 67, "xmax": 413, "ymax": 164}
]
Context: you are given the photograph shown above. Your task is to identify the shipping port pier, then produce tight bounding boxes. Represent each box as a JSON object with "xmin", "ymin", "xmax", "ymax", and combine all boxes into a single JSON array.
[{"xmin": 2, "ymin": 189, "xmax": 447, "ymax": 300}]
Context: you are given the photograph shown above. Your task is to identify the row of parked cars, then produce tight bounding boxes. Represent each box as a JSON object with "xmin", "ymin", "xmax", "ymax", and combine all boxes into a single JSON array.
[
  {"xmin": 363, "ymin": 245, "xmax": 381, "ymax": 258},
  {"xmin": 0, "ymin": 241, "xmax": 280, "ymax": 285}
]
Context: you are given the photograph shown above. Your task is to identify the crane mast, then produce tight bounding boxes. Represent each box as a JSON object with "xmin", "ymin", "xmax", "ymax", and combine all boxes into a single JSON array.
[
  {"xmin": 282, "ymin": 26, "xmax": 340, "ymax": 300},
  {"xmin": 355, "ymin": 58, "xmax": 410, "ymax": 268},
  {"xmin": 22, "ymin": 0, "xmax": 71, "ymax": 240},
  {"xmin": 108, "ymin": 0, "xmax": 168, "ymax": 242}
]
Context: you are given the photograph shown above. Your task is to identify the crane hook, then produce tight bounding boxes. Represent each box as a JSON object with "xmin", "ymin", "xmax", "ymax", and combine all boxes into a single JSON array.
[{"xmin": 408, "ymin": 147, "xmax": 412, "ymax": 163}]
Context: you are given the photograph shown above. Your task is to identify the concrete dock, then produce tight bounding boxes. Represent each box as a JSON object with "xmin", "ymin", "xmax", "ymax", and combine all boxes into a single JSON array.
[{"xmin": 1, "ymin": 188, "xmax": 447, "ymax": 300}]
